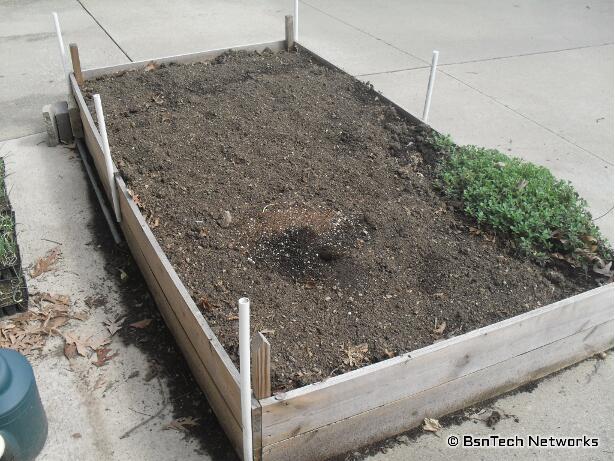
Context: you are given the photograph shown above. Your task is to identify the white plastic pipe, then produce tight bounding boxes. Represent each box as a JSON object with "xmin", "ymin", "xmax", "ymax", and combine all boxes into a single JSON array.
[
  {"xmin": 93, "ymin": 94, "xmax": 121, "ymax": 223},
  {"xmin": 52, "ymin": 12, "xmax": 69, "ymax": 76},
  {"xmin": 422, "ymin": 50, "xmax": 439, "ymax": 123},
  {"xmin": 293, "ymin": 0, "xmax": 299, "ymax": 42},
  {"xmin": 239, "ymin": 297, "xmax": 253, "ymax": 461}
]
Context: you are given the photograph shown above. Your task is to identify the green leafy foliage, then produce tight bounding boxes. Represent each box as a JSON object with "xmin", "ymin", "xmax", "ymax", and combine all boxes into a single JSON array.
[{"xmin": 433, "ymin": 134, "xmax": 612, "ymax": 265}]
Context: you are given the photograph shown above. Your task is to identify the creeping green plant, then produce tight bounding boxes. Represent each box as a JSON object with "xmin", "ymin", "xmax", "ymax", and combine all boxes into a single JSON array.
[{"xmin": 433, "ymin": 134, "xmax": 612, "ymax": 265}]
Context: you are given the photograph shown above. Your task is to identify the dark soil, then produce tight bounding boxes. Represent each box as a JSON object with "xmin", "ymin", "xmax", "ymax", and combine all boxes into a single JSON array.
[{"xmin": 84, "ymin": 49, "xmax": 600, "ymax": 392}]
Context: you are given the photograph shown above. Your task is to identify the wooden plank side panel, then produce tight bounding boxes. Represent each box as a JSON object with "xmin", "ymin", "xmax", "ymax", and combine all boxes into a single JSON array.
[
  {"xmin": 261, "ymin": 284, "xmax": 613, "ymax": 446},
  {"xmin": 116, "ymin": 177, "xmax": 242, "ymax": 417},
  {"xmin": 262, "ymin": 320, "xmax": 613, "ymax": 461},
  {"xmin": 71, "ymin": 74, "xmax": 113, "ymax": 201},
  {"xmin": 82, "ymin": 40, "xmax": 286, "ymax": 80},
  {"xmin": 119, "ymin": 199, "xmax": 244, "ymax": 456}
]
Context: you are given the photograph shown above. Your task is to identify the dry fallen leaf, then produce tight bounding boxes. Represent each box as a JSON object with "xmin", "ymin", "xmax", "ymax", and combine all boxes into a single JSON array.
[
  {"xmin": 41, "ymin": 293, "xmax": 70, "ymax": 305},
  {"xmin": 343, "ymin": 343, "xmax": 368, "ymax": 367},
  {"xmin": 104, "ymin": 317, "xmax": 124, "ymax": 336},
  {"xmin": 93, "ymin": 347, "xmax": 118, "ymax": 367},
  {"xmin": 593, "ymin": 261, "xmax": 613, "ymax": 278},
  {"xmin": 423, "ymin": 417, "xmax": 442, "ymax": 433},
  {"xmin": 432, "ymin": 321, "xmax": 447, "ymax": 337},
  {"xmin": 64, "ymin": 343, "xmax": 77, "ymax": 360},
  {"xmin": 63, "ymin": 333, "xmax": 111, "ymax": 358},
  {"xmin": 144, "ymin": 61, "xmax": 158, "ymax": 72},
  {"xmin": 45, "ymin": 316, "xmax": 69, "ymax": 331},
  {"xmin": 165, "ymin": 417, "xmax": 199, "ymax": 432},
  {"xmin": 197, "ymin": 296, "xmax": 212, "ymax": 311},
  {"xmin": 132, "ymin": 194, "xmax": 144, "ymax": 209},
  {"xmin": 129, "ymin": 318, "xmax": 152, "ymax": 329},
  {"xmin": 63, "ymin": 332, "xmax": 90, "ymax": 357},
  {"xmin": 30, "ymin": 248, "xmax": 61, "ymax": 278}
]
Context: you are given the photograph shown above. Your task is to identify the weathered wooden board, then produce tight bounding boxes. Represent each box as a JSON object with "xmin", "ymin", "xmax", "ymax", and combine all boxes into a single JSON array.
[
  {"xmin": 261, "ymin": 284, "xmax": 613, "ymax": 447},
  {"xmin": 82, "ymin": 40, "xmax": 286, "ymax": 79},
  {"xmin": 115, "ymin": 175, "xmax": 247, "ymax": 453},
  {"xmin": 115, "ymin": 175, "xmax": 242, "ymax": 415},
  {"xmin": 262, "ymin": 319, "xmax": 613, "ymax": 461},
  {"xmin": 71, "ymin": 74, "xmax": 114, "ymax": 202}
]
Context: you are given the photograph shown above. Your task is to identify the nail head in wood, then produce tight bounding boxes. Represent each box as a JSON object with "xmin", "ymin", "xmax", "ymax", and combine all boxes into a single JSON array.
[
  {"xmin": 285, "ymin": 15, "xmax": 295, "ymax": 52},
  {"xmin": 69, "ymin": 43, "xmax": 84, "ymax": 86},
  {"xmin": 251, "ymin": 332, "xmax": 271, "ymax": 399}
]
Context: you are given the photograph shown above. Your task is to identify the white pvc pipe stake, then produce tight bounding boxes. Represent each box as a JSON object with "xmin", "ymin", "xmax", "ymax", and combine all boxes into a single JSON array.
[
  {"xmin": 52, "ymin": 12, "xmax": 69, "ymax": 76},
  {"xmin": 239, "ymin": 297, "xmax": 253, "ymax": 461},
  {"xmin": 93, "ymin": 94, "xmax": 121, "ymax": 223},
  {"xmin": 293, "ymin": 0, "xmax": 299, "ymax": 42},
  {"xmin": 422, "ymin": 50, "xmax": 439, "ymax": 123}
]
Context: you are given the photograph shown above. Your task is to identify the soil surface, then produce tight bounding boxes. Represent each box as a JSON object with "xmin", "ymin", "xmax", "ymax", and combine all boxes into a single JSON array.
[{"xmin": 85, "ymin": 49, "xmax": 600, "ymax": 392}]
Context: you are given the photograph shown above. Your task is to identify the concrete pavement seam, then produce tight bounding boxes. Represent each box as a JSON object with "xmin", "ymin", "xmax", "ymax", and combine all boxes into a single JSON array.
[
  {"xmin": 0, "ymin": 131, "xmax": 46, "ymax": 144},
  {"xmin": 74, "ymin": 0, "xmax": 133, "ymax": 62},
  {"xmin": 355, "ymin": 42, "xmax": 614, "ymax": 77}
]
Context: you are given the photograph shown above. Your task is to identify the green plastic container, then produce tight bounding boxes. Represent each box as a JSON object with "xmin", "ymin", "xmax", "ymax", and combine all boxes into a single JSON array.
[{"xmin": 0, "ymin": 349, "xmax": 47, "ymax": 461}]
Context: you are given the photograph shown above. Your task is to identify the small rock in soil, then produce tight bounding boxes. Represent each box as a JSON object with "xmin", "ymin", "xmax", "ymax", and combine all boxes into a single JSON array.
[{"xmin": 219, "ymin": 211, "xmax": 232, "ymax": 228}]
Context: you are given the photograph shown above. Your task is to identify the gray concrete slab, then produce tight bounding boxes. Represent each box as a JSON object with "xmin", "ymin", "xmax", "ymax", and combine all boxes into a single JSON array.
[
  {"xmin": 304, "ymin": 0, "xmax": 614, "ymax": 64},
  {"xmin": 78, "ymin": 0, "xmax": 284, "ymax": 61},
  {"xmin": 443, "ymin": 44, "xmax": 614, "ymax": 164},
  {"xmin": 0, "ymin": 133, "xmax": 214, "ymax": 461},
  {"xmin": 0, "ymin": 0, "xmax": 129, "ymax": 141},
  {"xmin": 76, "ymin": 0, "xmax": 423, "ymax": 76}
]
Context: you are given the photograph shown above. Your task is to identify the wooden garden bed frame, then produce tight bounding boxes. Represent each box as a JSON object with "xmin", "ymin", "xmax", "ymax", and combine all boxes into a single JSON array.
[{"xmin": 68, "ymin": 32, "xmax": 614, "ymax": 461}]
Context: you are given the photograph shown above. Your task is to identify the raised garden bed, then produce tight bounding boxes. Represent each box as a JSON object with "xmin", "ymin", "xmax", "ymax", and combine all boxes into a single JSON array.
[{"xmin": 69, "ymin": 36, "xmax": 613, "ymax": 461}]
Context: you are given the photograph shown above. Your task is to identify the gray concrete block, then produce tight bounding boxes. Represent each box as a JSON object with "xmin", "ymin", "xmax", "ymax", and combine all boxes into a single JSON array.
[
  {"xmin": 52, "ymin": 101, "xmax": 73, "ymax": 144},
  {"xmin": 42, "ymin": 104, "xmax": 59, "ymax": 147}
]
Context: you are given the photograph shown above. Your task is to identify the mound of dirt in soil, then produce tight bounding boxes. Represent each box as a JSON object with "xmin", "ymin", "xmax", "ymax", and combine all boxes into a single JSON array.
[{"xmin": 86, "ymin": 49, "xmax": 600, "ymax": 391}]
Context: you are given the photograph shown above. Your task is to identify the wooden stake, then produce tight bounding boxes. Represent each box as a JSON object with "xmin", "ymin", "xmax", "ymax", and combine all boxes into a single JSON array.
[
  {"xmin": 285, "ymin": 15, "xmax": 294, "ymax": 52},
  {"xmin": 69, "ymin": 43, "xmax": 84, "ymax": 86},
  {"xmin": 251, "ymin": 332, "xmax": 271, "ymax": 399}
]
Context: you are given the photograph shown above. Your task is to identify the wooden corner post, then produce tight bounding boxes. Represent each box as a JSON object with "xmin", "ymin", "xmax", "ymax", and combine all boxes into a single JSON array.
[
  {"xmin": 69, "ymin": 43, "xmax": 84, "ymax": 86},
  {"xmin": 251, "ymin": 332, "xmax": 271, "ymax": 399},
  {"xmin": 285, "ymin": 15, "xmax": 294, "ymax": 52}
]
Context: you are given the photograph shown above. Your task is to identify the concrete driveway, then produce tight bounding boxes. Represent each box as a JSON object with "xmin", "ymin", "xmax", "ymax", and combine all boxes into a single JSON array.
[{"xmin": 0, "ymin": 1, "xmax": 612, "ymax": 460}]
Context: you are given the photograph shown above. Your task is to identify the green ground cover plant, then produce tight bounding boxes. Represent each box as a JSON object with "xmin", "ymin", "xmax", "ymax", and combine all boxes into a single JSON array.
[
  {"xmin": 0, "ymin": 160, "xmax": 16, "ymax": 269},
  {"xmin": 0, "ymin": 213, "xmax": 16, "ymax": 268},
  {"xmin": 433, "ymin": 134, "xmax": 612, "ymax": 270}
]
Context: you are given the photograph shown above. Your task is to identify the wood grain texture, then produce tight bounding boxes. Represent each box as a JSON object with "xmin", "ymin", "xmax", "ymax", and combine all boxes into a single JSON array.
[
  {"xmin": 285, "ymin": 16, "xmax": 294, "ymax": 52},
  {"xmin": 69, "ymin": 43, "xmax": 84, "ymax": 86},
  {"xmin": 81, "ymin": 40, "xmax": 286, "ymax": 80},
  {"xmin": 71, "ymin": 74, "xmax": 114, "ymax": 202},
  {"xmin": 252, "ymin": 333, "xmax": 272, "ymax": 400},
  {"xmin": 262, "ymin": 319, "xmax": 613, "ymax": 461},
  {"xmin": 261, "ymin": 284, "xmax": 613, "ymax": 446}
]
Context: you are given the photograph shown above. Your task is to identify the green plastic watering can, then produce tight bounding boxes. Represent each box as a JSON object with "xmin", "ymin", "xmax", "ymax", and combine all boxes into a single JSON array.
[{"xmin": 0, "ymin": 349, "xmax": 47, "ymax": 461}]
